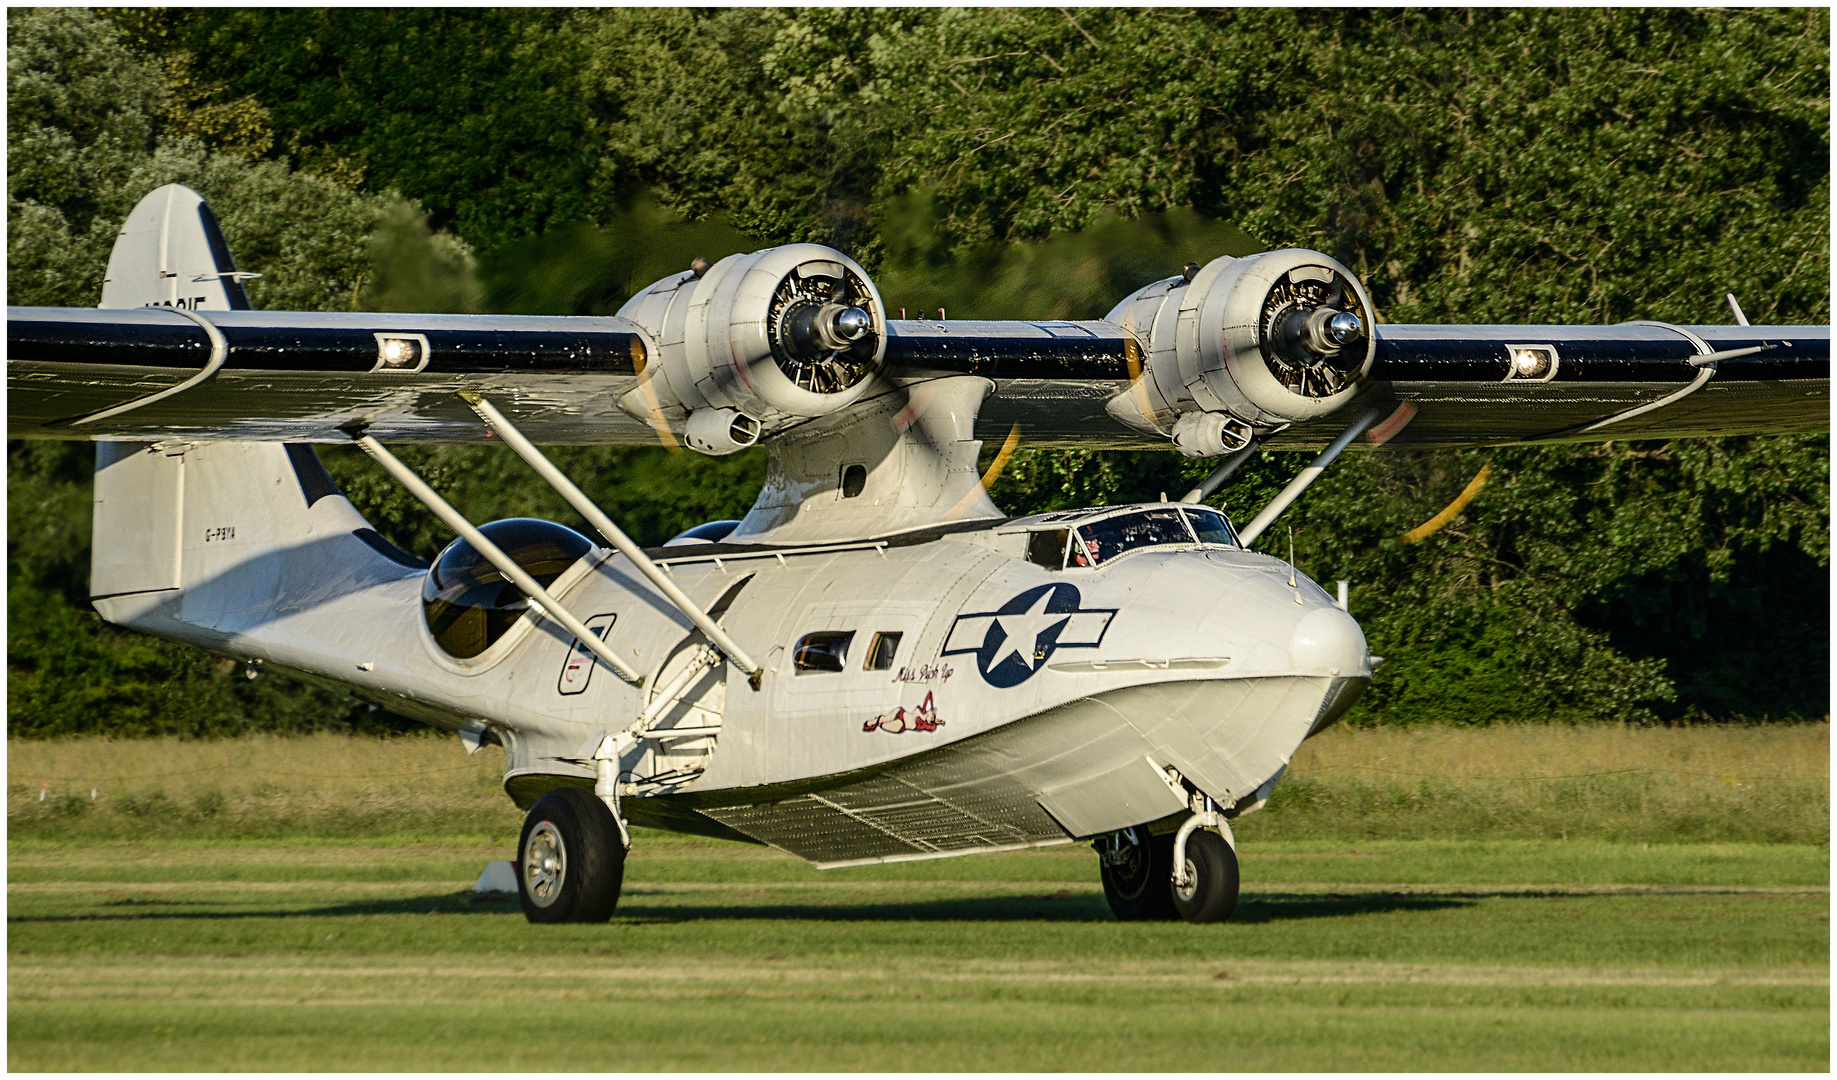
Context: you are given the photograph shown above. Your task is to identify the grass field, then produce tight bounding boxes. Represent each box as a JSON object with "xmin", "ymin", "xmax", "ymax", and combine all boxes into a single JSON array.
[
  {"xmin": 10, "ymin": 721, "xmax": 1828, "ymax": 844},
  {"xmin": 8, "ymin": 724, "xmax": 1830, "ymax": 1070}
]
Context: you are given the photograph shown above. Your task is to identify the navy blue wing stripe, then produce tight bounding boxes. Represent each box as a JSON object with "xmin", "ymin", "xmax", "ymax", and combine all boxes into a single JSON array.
[
  {"xmin": 7, "ymin": 309, "xmax": 646, "ymax": 374},
  {"xmin": 1371, "ymin": 325, "xmax": 1828, "ymax": 383}
]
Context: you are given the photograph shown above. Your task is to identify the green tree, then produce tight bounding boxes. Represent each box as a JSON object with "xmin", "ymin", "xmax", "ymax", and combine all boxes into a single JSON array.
[
  {"xmin": 130, "ymin": 9, "xmax": 606, "ymax": 253},
  {"xmin": 7, "ymin": 8, "xmax": 474, "ymax": 736},
  {"xmin": 8, "ymin": 8, "xmax": 1828, "ymax": 733}
]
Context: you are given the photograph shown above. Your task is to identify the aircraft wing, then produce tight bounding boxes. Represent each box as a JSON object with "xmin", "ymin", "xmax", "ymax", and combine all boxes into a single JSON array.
[
  {"xmin": 10, "ymin": 304, "xmax": 1826, "ymax": 450},
  {"xmin": 7, "ymin": 305, "xmax": 663, "ymax": 445},
  {"xmin": 884, "ymin": 318, "xmax": 1829, "ymax": 450}
]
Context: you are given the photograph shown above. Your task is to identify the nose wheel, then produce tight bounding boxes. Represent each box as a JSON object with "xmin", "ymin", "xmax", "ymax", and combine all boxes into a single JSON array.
[
  {"xmin": 1096, "ymin": 827, "xmax": 1178, "ymax": 920},
  {"xmin": 1170, "ymin": 828, "xmax": 1239, "ymax": 923},
  {"xmin": 517, "ymin": 786, "xmax": 625, "ymax": 923},
  {"xmin": 1096, "ymin": 819, "xmax": 1241, "ymax": 924}
]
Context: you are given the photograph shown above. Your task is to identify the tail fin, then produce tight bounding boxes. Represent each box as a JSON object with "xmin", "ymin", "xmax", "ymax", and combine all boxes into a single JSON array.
[
  {"xmin": 90, "ymin": 188, "xmax": 422, "ymax": 640},
  {"xmin": 100, "ymin": 183, "xmax": 253, "ymax": 310}
]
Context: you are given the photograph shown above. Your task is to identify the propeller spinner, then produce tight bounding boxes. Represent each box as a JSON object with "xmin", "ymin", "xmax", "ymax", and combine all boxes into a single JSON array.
[
  {"xmin": 1259, "ymin": 265, "xmax": 1368, "ymax": 398},
  {"xmin": 768, "ymin": 268, "xmax": 880, "ymax": 394}
]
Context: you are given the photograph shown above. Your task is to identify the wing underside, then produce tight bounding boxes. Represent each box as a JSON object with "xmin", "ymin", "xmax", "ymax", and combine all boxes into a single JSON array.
[{"xmin": 7, "ymin": 306, "xmax": 1827, "ymax": 450}]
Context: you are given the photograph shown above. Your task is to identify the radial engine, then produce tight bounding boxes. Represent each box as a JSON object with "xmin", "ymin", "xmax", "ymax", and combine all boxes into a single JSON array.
[
  {"xmin": 1104, "ymin": 249, "xmax": 1377, "ymax": 457},
  {"xmin": 616, "ymin": 245, "xmax": 888, "ymax": 455}
]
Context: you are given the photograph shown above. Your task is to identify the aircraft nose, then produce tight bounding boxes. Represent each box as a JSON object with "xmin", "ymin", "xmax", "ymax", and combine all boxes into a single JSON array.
[{"xmin": 1288, "ymin": 604, "xmax": 1368, "ymax": 677}]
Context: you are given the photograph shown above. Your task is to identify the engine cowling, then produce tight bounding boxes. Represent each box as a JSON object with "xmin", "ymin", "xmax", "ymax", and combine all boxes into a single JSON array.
[
  {"xmin": 617, "ymin": 244, "xmax": 887, "ymax": 453},
  {"xmin": 1104, "ymin": 249, "xmax": 1376, "ymax": 455}
]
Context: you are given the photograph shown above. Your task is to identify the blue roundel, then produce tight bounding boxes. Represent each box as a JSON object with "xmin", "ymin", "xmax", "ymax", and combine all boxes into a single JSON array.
[{"xmin": 941, "ymin": 582, "xmax": 1116, "ymax": 688}]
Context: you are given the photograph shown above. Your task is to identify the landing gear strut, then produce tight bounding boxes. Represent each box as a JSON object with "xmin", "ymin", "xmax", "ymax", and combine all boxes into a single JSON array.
[
  {"xmin": 1097, "ymin": 811, "xmax": 1241, "ymax": 924},
  {"xmin": 1168, "ymin": 800, "xmax": 1240, "ymax": 923},
  {"xmin": 517, "ymin": 786, "xmax": 625, "ymax": 923},
  {"xmin": 1171, "ymin": 829, "xmax": 1239, "ymax": 923}
]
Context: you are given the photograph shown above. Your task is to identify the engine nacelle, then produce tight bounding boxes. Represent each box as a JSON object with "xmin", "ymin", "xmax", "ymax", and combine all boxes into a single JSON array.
[
  {"xmin": 617, "ymin": 244, "xmax": 887, "ymax": 451},
  {"xmin": 1104, "ymin": 249, "xmax": 1376, "ymax": 452}
]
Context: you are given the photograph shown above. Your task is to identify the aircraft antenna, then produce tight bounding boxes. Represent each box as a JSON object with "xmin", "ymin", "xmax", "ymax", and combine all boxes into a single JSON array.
[
  {"xmin": 1535, "ymin": 322, "xmax": 1771, "ymax": 441},
  {"xmin": 71, "ymin": 306, "xmax": 227, "ymax": 426}
]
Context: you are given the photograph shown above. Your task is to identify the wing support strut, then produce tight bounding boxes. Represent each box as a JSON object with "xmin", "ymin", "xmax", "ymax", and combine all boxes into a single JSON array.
[
  {"xmin": 1236, "ymin": 406, "xmax": 1381, "ymax": 547},
  {"xmin": 461, "ymin": 392, "xmax": 765, "ymax": 688},
  {"xmin": 352, "ymin": 432, "xmax": 646, "ymax": 686},
  {"xmin": 1538, "ymin": 321, "xmax": 1772, "ymax": 441},
  {"xmin": 1179, "ymin": 440, "xmax": 1260, "ymax": 505},
  {"xmin": 72, "ymin": 307, "xmax": 228, "ymax": 426}
]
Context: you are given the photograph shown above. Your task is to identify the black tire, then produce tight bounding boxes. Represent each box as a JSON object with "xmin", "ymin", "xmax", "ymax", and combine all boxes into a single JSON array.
[
  {"xmin": 1171, "ymin": 829, "xmax": 1239, "ymax": 924},
  {"xmin": 517, "ymin": 786, "xmax": 625, "ymax": 924},
  {"xmin": 1097, "ymin": 827, "xmax": 1179, "ymax": 921}
]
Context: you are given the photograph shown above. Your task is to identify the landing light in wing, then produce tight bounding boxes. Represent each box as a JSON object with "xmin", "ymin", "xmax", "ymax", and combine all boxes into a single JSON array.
[
  {"xmin": 1504, "ymin": 343, "xmax": 1558, "ymax": 382},
  {"xmin": 372, "ymin": 333, "xmax": 429, "ymax": 372}
]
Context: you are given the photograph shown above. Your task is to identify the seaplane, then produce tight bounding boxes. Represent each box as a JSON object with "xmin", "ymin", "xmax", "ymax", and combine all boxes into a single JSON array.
[{"xmin": 8, "ymin": 185, "xmax": 1827, "ymax": 923}]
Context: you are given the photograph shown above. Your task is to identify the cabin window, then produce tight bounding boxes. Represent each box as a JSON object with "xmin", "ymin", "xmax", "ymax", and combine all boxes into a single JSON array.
[
  {"xmin": 864, "ymin": 631, "xmax": 902, "ymax": 670},
  {"xmin": 1183, "ymin": 507, "xmax": 1239, "ymax": 547},
  {"xmin": 840, "ymin": 463, "xmax": 868, "ymax": 498},
  {"xmin": 422, "ymin": 518, "xmax": 593, "ymax": 658},
  {"xmin": 793, "ymin": 630, "xmax": 854, "ymax": 674},
  {"xmin": 1026, "ymin": 528, "xmax": 1070, "ymax": 570},
  {"xmin": 1071, "ymin": 508, "xmax": 1195, "ymax": 566}
]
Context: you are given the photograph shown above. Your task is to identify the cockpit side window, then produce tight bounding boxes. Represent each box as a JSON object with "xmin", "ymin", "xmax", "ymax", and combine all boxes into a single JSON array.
[
  {"xmin": 1183, "ymin": 507, "xmax": 1239, "ymax": 547},
  {"xmin": 1026, "ymin": 528, "xmax": 1070, "ymax": 570},
  {"xmin": 1072, "ymin": 508, "xmax": 1195, "ymax": 566},
  {"xmin": 793, "ymin": 631, "xmax": 854, "ymax": 674}
]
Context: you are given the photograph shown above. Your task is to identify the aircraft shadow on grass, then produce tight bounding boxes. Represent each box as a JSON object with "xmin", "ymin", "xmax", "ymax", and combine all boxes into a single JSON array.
[
  {"xmin": 20, "ymin": 889, "xmax": 1473, "ymax": 924},
  {"xmin": 608, "ymin": 890, "xmax": 1474, "ymax": 923}
]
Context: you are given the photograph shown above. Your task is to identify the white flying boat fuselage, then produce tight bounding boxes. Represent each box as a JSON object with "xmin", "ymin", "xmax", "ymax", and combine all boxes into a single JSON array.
[{"xmin": 95, "ymin": 494, "xmax": 1369, "ymax": 867}]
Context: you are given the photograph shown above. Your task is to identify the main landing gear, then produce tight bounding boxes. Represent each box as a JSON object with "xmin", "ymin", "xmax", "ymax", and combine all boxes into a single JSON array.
[
  {"xmin": 517, "ymin": 786, "xmax": 626, "ymax": 923},
  {"xmin": 1096, "ymin": 817, "xmax": 1239, "ymax": 924}
]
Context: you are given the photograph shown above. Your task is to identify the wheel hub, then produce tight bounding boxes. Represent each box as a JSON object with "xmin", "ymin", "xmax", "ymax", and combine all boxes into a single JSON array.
[
  {"xmin": 1174, "ymin": 858, "xmax": 1200, "ymax": 903},
  {"xmin": 524, "ymin": 821, "xmax": 567, "ymax": 907}
]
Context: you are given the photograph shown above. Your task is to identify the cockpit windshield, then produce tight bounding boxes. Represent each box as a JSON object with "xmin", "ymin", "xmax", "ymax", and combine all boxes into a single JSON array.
[
  {"xmin": 1184, "ymin": 507, "xmax": 1238, "ymax": 547},
  {"xmin": 1070, "ymin": 508, "xmax": 1193, "ymax": 567},
  {"xmin": 1026, "ymin": 505, "xmax": 1240, "ymax": 569}
]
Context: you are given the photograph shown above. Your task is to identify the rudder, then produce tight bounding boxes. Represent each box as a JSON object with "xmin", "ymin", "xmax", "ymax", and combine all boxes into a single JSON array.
[{"xmin": 100, "ymin": 184, "xmax": 254, "ymax": 311}]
